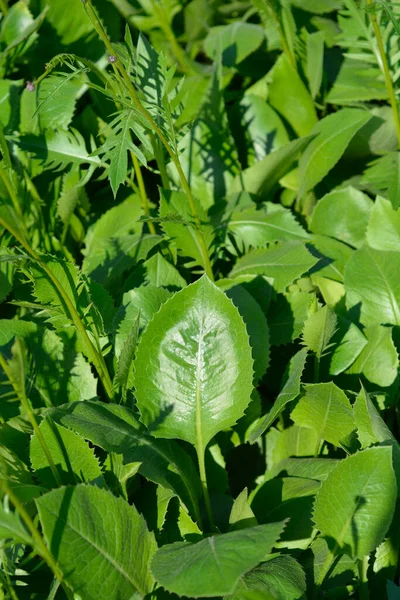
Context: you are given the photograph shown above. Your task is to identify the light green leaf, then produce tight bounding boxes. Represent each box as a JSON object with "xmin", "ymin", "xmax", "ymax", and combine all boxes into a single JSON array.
[
  {"xmin": 345, "ymin": 246, "xmax": 400, "ymax": 326},
  {"xmin": 267, "ymin": 55, "xmax": 318, "ymax": 137},
  {"xmin": 229, "ymin": 488, "xmax": 257, "ymax": 531},
  {"xmin": 159, "ymin": 189, "xmax": 214, "ymax": 270},
  {"xmin": 291, "ymin": 383, "xmax": 354, "ymax": 447},
  {"xmin": 290, "ymin": 0, "xmax": 342, "ymax": 13},
  {"xmin": 226, "ymin": 285, "xmax": 270, "ymax": 382},
  {"xmin": 0, "ymin": 499, "xmax": 31, "ymax": 545},
  {"xmin": 310, "ymin": 187, "xmax": 373, "ymax": 249},
  {"xmin": 56, "ymin": 401, "xmax": 202, "ymax": 520},
  {"xmin": 271, "ymin": 425, "xmax": 320, "ymax": 466},
  {"xmin": 326, "ymin": 58, "xmax": 388, "ymax": 105},
  {"xmin": 310, "ymin": 234, "xmax": 353, "ymax": 283},
  {"xmin": 345, "ymin": 325, "xmax": 399, "ymax": 387},
  {"xmin": 36, "ymin": 73, "xmax": 82, "ymax": 131},
  {"xmin": 144, "ymin": 253, "xmax": 186, "ymax": 289},
  {"xmin": 302, "ymin": 305, "xmax": 337, "ymax": 360},
  {"xmin": 30, "ymin": 418, "xmax": 103, "ymax": 488},
  {"xmin": 113, "ymin": 312, "xmax": 140, "ymax": 399},
  {"xmin": 230, "ymin": 95, "xmax": 289, "ymax": 167},
  {"xmin": 298, "ymin": 109, "xmax": 372, "ymax": 197},
  {"xmin": 329, "ymin": 316, "xmax": 368, "ymax": 376},
  {"xmin": 151, "ymin": 522, "xmax": 286, "ymax": 597},
  {"xmin": 204, "ymin": 23, "xmax": 265, "ymax": 66},
  {"xmin": 229, "ymin": 137, "xmax": 312, "ymax": 197},
  {"xmin": 313, "ymin": 447, "xmax": 397, "ymax": 558},
  {"xmin": 367, "ymin": 196, "xmax": 400, "ymax": 252},
  {"xmin": 36, "ymin": 484, "xmax": 157, "ymax": 599},
  {"xmin": 306, "ymin": 31, "xmax": 325, "ymax": 99},
  {"xmin": 268, "ymin": 290, "xmax": 314, "ymax": 345},
  {"xmin": 226, "ymin": 203, "xmax": 309, "ymax": 249},
  {"xmin": 230, "ymin": 243, "xmax": 318, "ymax": 293},
  {"xmin": 353, "ymin": 385, "xmax": 394, "ymax": 449},
  {"xmin": 229, "ymin": 556, "xmax": 306, "ymax": 600},
  {"xmin": 248, "ymin": 348, "xmax": 308, "ymax": 443},
  {"xmin": 134, "ymin": 276, "xmax": 254, "ymax": 449}
]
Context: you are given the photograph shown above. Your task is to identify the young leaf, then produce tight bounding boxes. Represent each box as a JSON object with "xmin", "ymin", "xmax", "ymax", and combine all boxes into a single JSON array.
[
  {"xmin": 113, "ymin": 312, "xmax": 140, "ymax": 399},
  {"xmin": 0, "ymin": 499, "xmax": 31, "ymax": 545},
  {"xmin": 134, "ymin": 276, "xmax": 254, "ymax": 450},
  {"xmin": 291, "ymin": 383, "xmax": 355, "ymax": 448},
  {"xmin": 36, "ymin": 484, "xmax": 157, "ymax": 599},
  {"xmin": 151, "ymin": 521, "xmax": 286, "ymax": 597},
  {"xmin": 302, "ymin": 304, "xmax": 338, "ymax": 360},
  {"xmin": 367, "ymin": 196, "xmax": 400, "ymax": 251},
  {"xmin": 298, "ymin": 109, "xmax": 373, "ymax": 197},
  {"xmin": 248, "ymin": 348, "xmax": 308, "ymax": 443},
  {"xmin": 353, "ymin": 385, "xmax": 394, "ymax": 449},
  {"xmin": 230, "ymin": 242, "xmax": 318, "ymax": 293},
  {"xmin": 313, "ymin": 446, "xmax": 397, "ymax": 559},
  {"xmin": 228, "ymin": 488, "xmax": 257, "ymax": 531}
]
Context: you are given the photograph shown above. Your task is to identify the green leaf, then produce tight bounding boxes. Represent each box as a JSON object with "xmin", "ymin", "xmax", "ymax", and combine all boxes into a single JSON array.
[
  {"xmin": 204, "ymin": 23, "xmax": 265, "ymax": 66},
  {"xmin": 291, "ymin": 383, "xmax": 355, "ymax": 447},
  {"xmin": 268, "ymin": 290, "xmax": 314, "ymax": 345},
  {"xmin": 345, "ymin": 245, "xmax": 400, "ymax": 326},
  {"xmin": 367, "ymin": 196, "xmax": 400, "ymax": 251},
  {"xmin": 229, "ymin": 137, "xmax": 312, "ymax": 197},
  {"xmin": 56, "ymin": 401, "xmax": 202, "ymax": 520},
  {"xmin": 159, "ymin": 189, "xmax": 214, "ymax": 270},
  {"xmin": 230, "ymin": 243, "xmax": 318, "ymax": 293},
  {"xmin": 134, "ymin": 276, "xmax": 254, "ymax": 449},
  {"xmin": 248, "ymin": 348, "xmax": 308, "ymax": 443},
  {"xmin": 113, "ymin": 312, "xmax": 140, "ymax": 399},
  {"xmin": 310, "ymin": 187, "xmax": 373, "ymax": 249},
  {"xmin": 326, "ymin": 58, "xmax": 388, "ymax": 105},
  {"xmin": 313, "ymin": 446, "xmax": 397, "ymax": 558},
  {"xmin": 329, "ymin": 316, "xmax": 368, "ymax": 376},
  {"xmin": 229, "ymin": 556, "xmax": 307, "ymax": 600},
  {"xmin": 228, "ymin": 488, "xmax": 258, "ymax": 531},
  {"xmin": 230, "ymin": 95, "xmax": 289, "ymax": 167},
  {"xmin": 267, "ymin": 55, "xmax": 318, "ymax": 137},
  {"xmin": 306, "ymin": 31, "xmax": 325, "ymax": 99},
  {"xmin": 298, "ymin": 109, "xmax": 373, "ymax": 197},
  {"xmin": 30, "ymin": 417, "xmax": 103, "ymax": 488},
  {"xmin": 151, "ymin": 522, "xmax": 286, "ymax": 597},
  {"xmin": 302, "ymin": 305, "xmax": 337, "ymax": 360},
  {"xmin": 226, "ymin": 285, "xmax": 270, "ymax": 382},
  {"xmin": 144, "ymin": 253, "xmax": 186, "ymax": 289},
  {"xmin": 36, "ymin": 484, "xmax": 157, "ymax": 599},
  {"xmin": 353, "ymin": 385, "xmax": 395, "ymax": 449},
  {"xmin": 345, "ymin": 325, "xmax": 399, "ymax": 387},
  {"xmin": 36, "ymin": 72, "xmax": 82, "ymax": 131},
  {"xmin": 226, "ymin": 203, "xmax": 309, "ymax": 249},
  {"xmin": 0, "ymin": 499, "xmax": 31, "ymax": 545}
]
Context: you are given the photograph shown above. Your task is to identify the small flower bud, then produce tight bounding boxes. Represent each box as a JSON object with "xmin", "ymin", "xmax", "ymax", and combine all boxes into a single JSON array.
[
  {"xmin": 108, "ymin": 55, "xmax": 117, "ymax": 64},
  {"xmin": 26, "ymin": 81, "xmax": 35, "ymax": 92}
]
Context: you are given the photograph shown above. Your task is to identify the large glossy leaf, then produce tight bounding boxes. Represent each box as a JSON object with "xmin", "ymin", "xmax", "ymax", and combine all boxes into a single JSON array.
[
  {"xmin": 291, "ymin": 383, "xmax": 354, "ymax": 448},
  {"xmin": 367, "ymin": 196, "xmax": 400, "ymax": 252},
  {"xmin": 310, "ymin": 187, "xmax": 373, "ymax": 248},
  {"xmin": 298, "ymin": 110, "xmax": 372, "ymax": 197},
  {"xmin": 230, "ymin": 243, "xmax": 318, "ymax": 293},
  {"xmin": 56, "ymin": 401, "xmax": 202, "ymax": 520},
  {"xmin": 151, "ymin": 521, "xmax": 286, "ymax": 597},
  {"xmin": 36, "ymin": 484, "xmax": 157, "ymax": 600},
  {"xmin": 313, "ymin": 447, "xmax": 397, "ymax": 558},
  {"xmin": 345, "ymin": 245, "xmax": 400, "ymax": 327},
  {"xmin": 302, "ymin": 305, "xmax": 337, "ymax": 361},
  {"xmin": 134, "ymin": 276, "xmax": 254, "ymax": 449},
  {"xmin": 267, "ymin": 55, "xmax": 318, "ymax": 137},
  {"xmin": 345, "ymin": 325, "xmax": 398, "ymax": 387}
]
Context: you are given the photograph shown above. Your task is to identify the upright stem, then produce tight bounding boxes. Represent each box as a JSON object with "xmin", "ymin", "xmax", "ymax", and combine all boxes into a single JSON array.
[
  {"xmin": 0, "ymin": 352, "xmax": 62, "ymax": 487},
  {"xmin": 358, "ymin": 555, "xmax": 370, "ymax": 600},
  {"xmin": 0, "ymin": 480, "xmax": 73, "ymax": 599},
  {"xmin": 197, "ymin": 448, "xmax": 215, "ymax": 532},
  {"xmin": 366, "ymin": 0, "xmax": 400, "ymax": 148},
  {"xmin": 0, "ymin": 215, "xmax": 114, "ymax": 399},
  {"xmin": 130, "ymin": 151, "xmax": 156, "ymax": 235},
  {"xmin": 83, "ymin": 0, "xmax": 214, "ymax": 281},
  {"xmin": 264, "ymin": 0, "xmax": 296, "ymax": 70}
]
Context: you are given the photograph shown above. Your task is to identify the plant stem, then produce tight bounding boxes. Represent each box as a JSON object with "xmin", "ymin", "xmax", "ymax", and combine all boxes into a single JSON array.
[
  {"xmin": 83, "ymin": 0, "xmax": 214, "ymax": 281},
  {"xmin": 358, "ymin": 555, "xmax": 370, "ymax": 600},
  {"xmin": 366, "ymin": 0, "xmax": 400, "ymax": 148},
  {"xmin": 150, "ymin": 1, "xmax": 192, "ymax": 74},
  {"xmin": 264, "ymin": 0, "xmax": 296, "ymax": 70},
  {"xmin": 197, "ymin": 448, "xmax": 215, "ymax": 532},
  {"xmin": 130, "ymin": 151, "xmax": 156, "ymax": 235},
  {"xmin": 0, "ymin": 164, "xmax": 27, "ymax": 233},
  {"xmin": 0, "ymin": 0, "xmax": 8, "ymax": 14},
  {"xmin": 0, "ymin": 215, "xmax": 114, "ymax": 399},
  {"xmin": 314, "ymin": 355, "xmax": 320, "ymax": 383},
  {"xmin": 0, "ymin": 480, "xmax": 73, "ymax": 599},
  {"xmin": 0, "ymin": 350, "xmax": 62, "ymax": 487}
]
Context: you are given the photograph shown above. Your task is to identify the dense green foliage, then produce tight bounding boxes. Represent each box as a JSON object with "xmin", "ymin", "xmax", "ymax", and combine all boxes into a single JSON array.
[{"xmin": 2, "ymin": 0, "xmax": 400, "ymax": 598}]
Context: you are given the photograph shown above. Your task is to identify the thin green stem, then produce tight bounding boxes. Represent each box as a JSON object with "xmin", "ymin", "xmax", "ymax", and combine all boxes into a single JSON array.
[
  {"xmin": 83, "ymin": 0, "xmax": 214, "ymax": 281},
  {"xmin": 0, "ymin": 480, "xmax": 73, "ymax": 599},
  {"xmin": 0, "ymin": 0, "xmax": 8, "ymax": 14},
  {"xmin": 264, "ymin": 0, "xmax": 296, "ymax": 70},
  {"xmin": 314, "ymin": 355, "xmax": 320, "ymax": 383},
  {"xmin": 0, "ymin": 165, "xmax": 27, "ymax": 234},
  {"xmin": 0, "ymin": 215, "xmax": 114, "ymax": 399},
  {"xmin": 366, "ymin": 0, "xmax": 400, "ymax": 148},
  {"xmin": 150, "ymin": 1, "xmax": 192, "ymax": 74},
  {"xmin": 130, "ymin": 151, "xmax": 156, "ymax": 235},
  {"xmin": 358, "ymin": 555, "xmax": 370, "ymax": 600},
  {"xmin": 0, "ymin": 351, "xmax": 62, "ymax": 487},
  {"xmin": 197, "ymin": 448, "xmax": 215, "ymax": 532}
]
